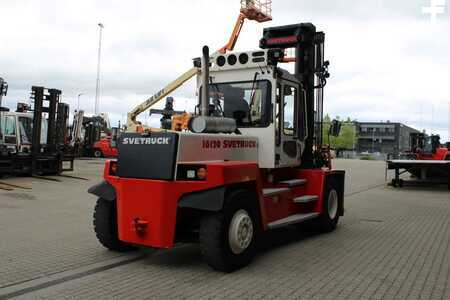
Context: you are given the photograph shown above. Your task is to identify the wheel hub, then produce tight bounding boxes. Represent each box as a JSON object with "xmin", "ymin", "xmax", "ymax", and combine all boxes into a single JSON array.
[
  {"xmin": 328, "ymin": 189, "xmax": 338, "ymax": 219},
  {"xmin": 228, "ymin": 209, "xmax": 254, "ymax": 255}
]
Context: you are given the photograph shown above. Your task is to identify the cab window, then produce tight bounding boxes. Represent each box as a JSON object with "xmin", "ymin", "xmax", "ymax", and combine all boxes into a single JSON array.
[
  {"xmin": 19, "ymin": 116, "xmax": 33, "ymax": 144},
  {"xmin": 283, "ymin": 86, "xmax": 296, "ymax": 135},
  {"xmin": 3, "ymin": 115, "xmax": 17, "ymax": 144},
  {"xmin": 202, "ymin": 80, "xmax": 272, "ymax": 127}
]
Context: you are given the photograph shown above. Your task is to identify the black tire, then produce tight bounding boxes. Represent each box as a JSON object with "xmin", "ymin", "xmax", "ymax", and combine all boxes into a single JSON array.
[
  {"xmin": 199, "ymin": 190, "xmax": 259, "ymax": 272},
  {"xmin": 93, "ymin": 149, "xmax": 103, "ymax": 158},
  {"xmin": 93, "ymin": 198, "xmax": 136, "ymax": 252},
  {"xmin": 309, "ymin": 178, "xmax": 342, "ymax": 233}
]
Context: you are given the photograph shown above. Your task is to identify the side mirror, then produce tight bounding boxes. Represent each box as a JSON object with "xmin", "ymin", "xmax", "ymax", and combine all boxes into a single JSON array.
[{"xmin": 329, "ymin": 119, "xmax": 342, "ymax": 137}]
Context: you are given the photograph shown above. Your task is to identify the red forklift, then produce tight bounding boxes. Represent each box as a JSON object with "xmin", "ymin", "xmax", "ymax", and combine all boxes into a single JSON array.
[
  {"xmin": 388, "ymin": 133, "xmax": 450, "ymax": 187},
  {"xmin": 408, "ymin": 133, "xmax": 450, "ymax": 161},
  {"xmin": 89, "ymin": 23, "xmax": 345, "ymax": 272}
]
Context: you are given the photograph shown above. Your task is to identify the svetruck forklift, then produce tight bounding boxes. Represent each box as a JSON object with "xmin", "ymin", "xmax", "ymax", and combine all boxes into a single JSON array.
[{"xmin": 89, "ymin": 23, "xmax": 345, "ymax": 272}]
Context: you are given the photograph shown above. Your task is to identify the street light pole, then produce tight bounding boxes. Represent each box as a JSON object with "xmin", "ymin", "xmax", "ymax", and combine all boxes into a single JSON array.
[
  {"xmin": 95, "ymin": 23, "xmax": 104, "ymax": 115},
  {"xmin": 77, "ymin": 93, "xmax": 83, "ymax": 111}
]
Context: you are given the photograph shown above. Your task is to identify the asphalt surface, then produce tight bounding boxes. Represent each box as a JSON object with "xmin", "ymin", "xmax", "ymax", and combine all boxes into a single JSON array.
[{"xmin": 0, "ymin": 159, "xmax": 448, "ymax": 299}]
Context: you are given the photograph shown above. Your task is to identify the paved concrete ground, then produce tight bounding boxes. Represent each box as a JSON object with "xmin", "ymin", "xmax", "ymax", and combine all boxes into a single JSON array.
[{"xmin": 0, "ymin": 159, "xmax": 448, "ymax": 299}]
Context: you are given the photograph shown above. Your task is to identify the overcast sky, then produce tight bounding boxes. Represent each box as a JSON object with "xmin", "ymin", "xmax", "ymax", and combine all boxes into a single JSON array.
[{"xmin": 1, "ymin": 0, "xmax": 449, "ymax": 141}]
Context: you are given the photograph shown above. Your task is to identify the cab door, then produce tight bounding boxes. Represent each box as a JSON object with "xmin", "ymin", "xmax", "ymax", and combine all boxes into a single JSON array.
[{"xmin": 276, "ymin": 80, "xmax": 307, "ymax": 167}]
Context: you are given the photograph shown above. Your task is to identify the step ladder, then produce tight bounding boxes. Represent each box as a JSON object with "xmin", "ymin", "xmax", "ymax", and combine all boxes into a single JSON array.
[
  {"xmin": 293, "ymin": 195, "xmax": 318, "ymax": 204},
  {"xmin": 277, "ymin": 178, "xmax": 307, "ymax": 187},
  {"xmin": 262, "ymin": 177, "xmax": 320, "ymax": 230},
  {"xmin": 268, "ymin": 212, "xmax": 319, "ymax": 229}
]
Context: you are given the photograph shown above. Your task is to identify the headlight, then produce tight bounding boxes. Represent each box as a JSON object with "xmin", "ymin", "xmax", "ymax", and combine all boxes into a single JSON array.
[{"xmin": 177, "ymin": 164, "xmax": 207, "ymax": 181}]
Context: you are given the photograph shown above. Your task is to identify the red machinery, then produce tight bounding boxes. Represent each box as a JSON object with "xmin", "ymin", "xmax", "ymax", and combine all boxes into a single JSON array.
[
  {"xmin": 89, "ymin": 16, "xmax": 344, "ymax": 272},
  {"xmin": 92, "ymin": 137, "xmax": 118, "ymax": 158},
  {"xmin": 410, "ymin": 133, "xmax": 450, "ymax": 161},
  {"xmin": 388, "ymin": 133, "xmax": 450, "ymax": 188}
]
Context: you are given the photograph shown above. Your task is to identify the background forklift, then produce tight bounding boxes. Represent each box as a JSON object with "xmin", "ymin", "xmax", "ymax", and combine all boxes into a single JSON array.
[
  {"xmin": 0, "ymin": 83, "xmax": 74, "ymax": 177},
  {"xmin": 388, "ymin": 132, "xmax": 450, "ymax": 187},
  {"xmin": 89, "ymin": 2, "xmax": 345, "ymax": 272},
  {"xmin": 71, "ymin": 111, "xmax": 117, "ymax": 158},
  {"xmin": 407, "ymin": 133, "xmax": 450, "ymax": 161}
]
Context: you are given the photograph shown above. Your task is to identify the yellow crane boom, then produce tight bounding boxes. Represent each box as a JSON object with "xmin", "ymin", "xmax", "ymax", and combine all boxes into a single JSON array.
[
  {"xmin": 126, "ymin": 67, "xmax": 198, "ymax": 132},
  {"xmin": 126, "ymin": 0, "xmax": 272, "ymax": 132}
]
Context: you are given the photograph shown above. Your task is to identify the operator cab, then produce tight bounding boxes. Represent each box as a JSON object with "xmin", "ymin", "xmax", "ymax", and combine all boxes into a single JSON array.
[
  {"xmin": 411, "ymin": 133, "xmax": 441, "ymax": 155},
  {"xmin": 196, "ymin": 49, "xmax": 307, "ymax": 169},
  {"xmin": 0, "ymin": 111, "xmax": 48, "ymax": 154}
]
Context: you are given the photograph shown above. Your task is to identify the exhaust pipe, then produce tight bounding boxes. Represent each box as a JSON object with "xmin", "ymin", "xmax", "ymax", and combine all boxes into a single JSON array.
[
  {"xmin": 190, "ymin": 45, "xmax": 237, "ymax": 134},
  {"xmin": 200, "ymin": 46, "xmax": 210, "ymax": 116}
]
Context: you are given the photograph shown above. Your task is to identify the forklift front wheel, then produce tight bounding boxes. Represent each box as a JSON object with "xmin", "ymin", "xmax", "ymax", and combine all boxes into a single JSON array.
[
  {"xmin": 311, "ymin": 179, "xmax": 341, "ymax": 233},
  {"xmin": 199, "ymin": 190, "xmax": 259, "ymax": 272},
  {"xmin": 93, "ymin": 198, "xmax": 136, "ymax": 252}
]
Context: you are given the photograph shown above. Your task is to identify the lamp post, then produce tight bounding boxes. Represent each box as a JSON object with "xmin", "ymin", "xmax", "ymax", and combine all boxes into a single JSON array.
[
  {"xmin": 95, "ymin": 23, "xmax": 104, "ymax": 115},
  {"xmin": 77, "ymin": 93, "xmax": 83, "ymax": 111}
]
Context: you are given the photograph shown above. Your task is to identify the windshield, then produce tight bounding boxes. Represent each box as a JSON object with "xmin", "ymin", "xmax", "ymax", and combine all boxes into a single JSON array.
[
  {"xmin": 18, "ymin": 116, "xmax": 33, "ymax": 144},
  {"xmin": 203, "ymin": 80, "xmax": 271, "ymax": 127},
  {"xmin": 423, "ymin": 136, "xmax": 433, "ymax": 153},
  {"xmin": 15, "ymin": 115, "xmax": 49, "ymax": 145}
]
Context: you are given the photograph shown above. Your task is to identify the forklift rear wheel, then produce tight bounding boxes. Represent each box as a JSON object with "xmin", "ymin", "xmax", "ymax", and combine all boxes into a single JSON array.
[
  {"xmin": 93, "ymin": 150, "xmax": 103, "ymax": 158},
  {"xmin": 93, "ymin": 198, "xmax": 136, "ymax": 252},
  {"xmin": 199, "ymin": 190, "xmax": 258, "ymax": 272}
]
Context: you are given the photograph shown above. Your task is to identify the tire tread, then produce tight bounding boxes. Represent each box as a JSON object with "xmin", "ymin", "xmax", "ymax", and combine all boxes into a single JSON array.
[{"xmin": 93, "ymin": 198, "xmax": 135, "ymax": 252}]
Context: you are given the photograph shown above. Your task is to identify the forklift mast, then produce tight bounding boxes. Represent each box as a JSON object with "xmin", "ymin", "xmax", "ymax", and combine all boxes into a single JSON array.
[
  {"xmin": 260, "ymin": 23, "xmax": 329, "ymax": 168},
  {"xmin": 31, "ymin": 87, "xmax": 63, "ymax": 156},
  {"xmin": 410, "ymin": 132, "xmax": 426, "ymax": 152},
  {"xmin": 30, "ymin": 86, "xmax": 72, "ymax": 174}
]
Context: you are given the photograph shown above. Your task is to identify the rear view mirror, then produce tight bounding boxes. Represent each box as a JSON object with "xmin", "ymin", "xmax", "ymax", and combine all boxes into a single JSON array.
[{"xmin": 329, "ymin": 119, "xmax": 342, "ymax": 137}]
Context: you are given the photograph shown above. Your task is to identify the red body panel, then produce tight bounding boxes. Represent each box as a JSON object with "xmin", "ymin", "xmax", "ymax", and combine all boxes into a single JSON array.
[
  {"xmin": 417, "ymin": 147, "xmax": 450, "ymax": 161},
  {"xmin": 94, "ymin": 138, "xmax": 118, "ymax": 157},
  {"xmin": 103, "ymin": 160, "xmax": 341, "ymax": 249},
  {"xmin": 104, "ymin": 161, "xmax": 262, "ymax": 248}
]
